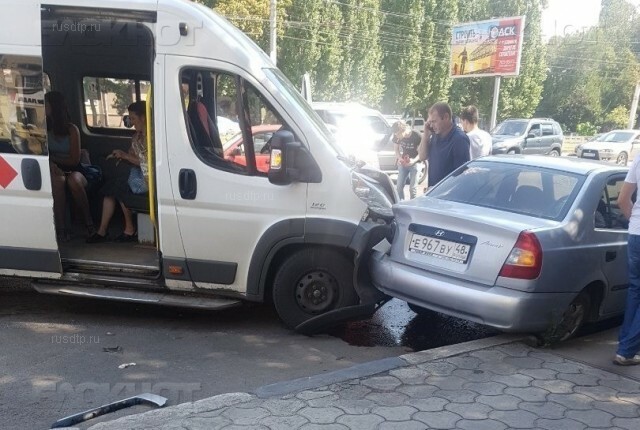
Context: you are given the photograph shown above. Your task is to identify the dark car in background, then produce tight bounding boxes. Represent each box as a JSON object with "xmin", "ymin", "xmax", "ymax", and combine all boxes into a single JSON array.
[{"xmin": 491, "ymin": 118, "xmax": 564, "ymax": 156}]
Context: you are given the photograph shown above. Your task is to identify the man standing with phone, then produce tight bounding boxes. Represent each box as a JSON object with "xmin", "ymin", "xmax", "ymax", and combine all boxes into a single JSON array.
[{"xmin": 426, "ymin": 102, "xmax": 470, "ymax": 188}]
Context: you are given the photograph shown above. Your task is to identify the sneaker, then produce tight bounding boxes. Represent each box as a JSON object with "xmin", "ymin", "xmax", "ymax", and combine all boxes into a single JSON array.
[{"xmin": 613, "ymin": 354, "xmax": 640, "ymax": 366}]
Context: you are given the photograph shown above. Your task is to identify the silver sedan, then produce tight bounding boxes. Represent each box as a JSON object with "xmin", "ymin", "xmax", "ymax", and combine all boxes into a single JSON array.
[{"xmin": 371, "ymin": 156, "xmax": 630, "ymax": 341}]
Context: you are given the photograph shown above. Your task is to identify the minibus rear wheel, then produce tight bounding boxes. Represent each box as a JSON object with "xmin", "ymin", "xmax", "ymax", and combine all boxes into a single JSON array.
[{"xmin": 272, "ymin": 247, "xmax": 358, "ymax": 330}]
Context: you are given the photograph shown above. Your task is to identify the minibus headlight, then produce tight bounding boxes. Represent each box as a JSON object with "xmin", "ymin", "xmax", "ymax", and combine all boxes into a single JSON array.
[{"xmin": 351, "ymin": 172, "xmax": 394, "ymax": 218}]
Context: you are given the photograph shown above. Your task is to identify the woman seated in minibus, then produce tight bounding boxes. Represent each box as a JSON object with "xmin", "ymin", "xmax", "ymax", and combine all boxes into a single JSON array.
[
  {"xmin": 46, "ymin": 91, "xmax": 95, "ymax": 241},
  {"xmin": 87, "ymin": 101, "xmax": 148, "ymax": 243}
]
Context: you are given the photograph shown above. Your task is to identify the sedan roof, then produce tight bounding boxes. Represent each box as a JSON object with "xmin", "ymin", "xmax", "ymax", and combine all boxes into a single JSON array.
[{"xmin": 476, "ymin": 155, "xmax": 628, "ymax": 176}]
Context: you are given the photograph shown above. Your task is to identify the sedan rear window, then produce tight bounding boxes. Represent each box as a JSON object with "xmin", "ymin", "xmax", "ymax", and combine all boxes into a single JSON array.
[{"xmin": 428, "ymin": 161, "xmax": 584, "ymax": 220}]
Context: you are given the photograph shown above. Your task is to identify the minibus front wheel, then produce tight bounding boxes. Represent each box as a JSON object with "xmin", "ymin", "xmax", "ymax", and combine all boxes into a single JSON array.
[{"xmin": 272, "ymin": 247, "xmax": 358, "ymax": 330}]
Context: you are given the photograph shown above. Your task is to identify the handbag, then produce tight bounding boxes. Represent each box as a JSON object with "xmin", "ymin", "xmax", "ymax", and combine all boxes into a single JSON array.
[{"xmin": 80, "ymin": 163, "xmax": 102, "ymax": 185}]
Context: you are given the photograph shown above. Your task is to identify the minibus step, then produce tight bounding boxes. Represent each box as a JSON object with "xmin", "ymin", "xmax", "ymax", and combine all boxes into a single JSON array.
[
  {"xmin": 61, "ymin": 258, "xmax": 160, "ymax": 278},
  {"xmin": 32, "ymin": 281, "xmax": 242, "ymax": 310}
]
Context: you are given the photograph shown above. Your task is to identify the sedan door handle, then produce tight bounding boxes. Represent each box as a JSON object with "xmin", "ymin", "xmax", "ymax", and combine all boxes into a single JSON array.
[
  {"xmin": 179, "ymin": 168, "xmax": 197, "ymax": 200},
  {"xmin": 605, "ymin": 250, "xmax": 617, "ymax": 262}
]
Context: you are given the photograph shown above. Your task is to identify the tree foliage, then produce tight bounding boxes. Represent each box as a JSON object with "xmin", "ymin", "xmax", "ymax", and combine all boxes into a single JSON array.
[
  {"xmin": 379, "ymin": 0, "xmax": 424, "ymax": 114},
  {"xmin": 537, "ymin": 0, "xmax": 640, "ymax": 132},
  {"xmin": 194, "ymin": 0, "xmax": 640, "ymax": 133}
]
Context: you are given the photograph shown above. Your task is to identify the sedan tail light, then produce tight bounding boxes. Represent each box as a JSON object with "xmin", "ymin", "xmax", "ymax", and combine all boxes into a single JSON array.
[{"xmin": 499, "ymin": 231, "xmax": 543, "ymax": 280}]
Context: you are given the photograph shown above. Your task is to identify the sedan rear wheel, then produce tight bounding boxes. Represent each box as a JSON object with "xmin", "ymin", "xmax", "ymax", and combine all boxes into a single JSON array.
[
  {"xmin": 542, "ymin": 291, "xmax": 591, "ymax": 344},
  {"xmin": 617, "ymin": 152, "xmax": 628, "ymax": 166},
  {"xmin": 507, "ymin": 149, "xmax": 517, "ymax": 155}
]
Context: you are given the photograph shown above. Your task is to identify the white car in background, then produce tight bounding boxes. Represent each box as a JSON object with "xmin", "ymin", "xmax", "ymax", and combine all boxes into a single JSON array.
[
  {"xmin": 312, "ymin": 103, "xmax": 427, "ymax": 184},
  {"xmin": 312, "ymin": 102, "xmax": 392, "ymax": 170},
  {"xmin": 579, "ymin": 129, "xmax": 640, "ymax": 166},
  {"xmin": 403, "ymin": 116, "xmax": 425, "ymax": 134}
]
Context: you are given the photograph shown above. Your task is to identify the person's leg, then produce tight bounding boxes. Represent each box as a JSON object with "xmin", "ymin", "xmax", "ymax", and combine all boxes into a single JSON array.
[
  {"xmin": 96, "ymin": 196, "xmax": 116, "ymax": 237},
  {"xmin": 50, "ymin": 164, "xmax": 67, "ymax": 238},
  {"xmin": 119, "ymin": 201, "xmax": 136, "ymax": 236},
  {"xmin": 396, "ymin": 165, "xmax": 408, "ymax": 200},
  {"xmin": 408, "ymin": 164, "xmax": 418, "ymax": 199},
  {"xmin": 618, "ymin": 235, "xmax": 640, "ymax": 358},
  {"xmin": 67, "ymin": 171, "xmax": 94, "ymax": 235}
]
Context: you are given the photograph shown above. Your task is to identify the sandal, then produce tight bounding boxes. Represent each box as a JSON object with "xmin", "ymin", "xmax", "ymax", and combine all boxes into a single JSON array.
[
  {"xmin": 56, "ymin": 229, "xmax": 71, "ymax": 243},
  {"xmin": 86, "ymin": 232, "xmax": 108, "ymax": 243},
  {"xmin": 115, "ymin": 231, "xmax": 137, "ymax": 243},
  {"xmin": 86, "ymin": 223, "xmax": 97, "ymax": 237}
]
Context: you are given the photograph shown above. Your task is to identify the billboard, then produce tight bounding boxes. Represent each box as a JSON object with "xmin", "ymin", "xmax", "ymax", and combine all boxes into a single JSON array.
[{"xmin": 450, "ymin": 16, "xmax": 525, "ymax": 78}]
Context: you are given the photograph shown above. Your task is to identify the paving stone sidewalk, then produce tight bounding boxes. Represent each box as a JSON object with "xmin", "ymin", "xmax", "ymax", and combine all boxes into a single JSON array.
[{"xmin": 80, "ymin": 335, "xmax": 640, "ymax": 430}]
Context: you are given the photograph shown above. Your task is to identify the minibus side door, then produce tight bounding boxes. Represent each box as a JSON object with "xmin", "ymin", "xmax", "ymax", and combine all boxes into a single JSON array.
[
  {"xmin": 0, "ymin": 2, "xmax": 61, "ymax": 278},
  {"xmin": 162, "ymin": 56, "xmax": 308, "ymax": 293}
]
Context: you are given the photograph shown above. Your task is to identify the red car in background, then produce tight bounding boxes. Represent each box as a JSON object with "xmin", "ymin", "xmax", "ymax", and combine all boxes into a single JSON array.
[{"xmin": 223, "ymin": 124, "xmax": 281, "ymax": 173}]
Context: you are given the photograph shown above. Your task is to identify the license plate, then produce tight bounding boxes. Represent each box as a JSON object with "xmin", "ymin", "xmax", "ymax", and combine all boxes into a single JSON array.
[
  {"xmin": 408, "ymin": 233, "xmax": 471, "ymax": 264},
  {"xmin": 582, "ymin": 152, "xmax": 596, "ymax": 158}
]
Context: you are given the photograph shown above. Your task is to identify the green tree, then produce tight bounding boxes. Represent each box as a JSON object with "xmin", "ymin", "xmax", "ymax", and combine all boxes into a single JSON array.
[
  {"xmin": 427, "ymin": 0, "xmax": 458, "ymax": 106},
  {"xmin": 538, "ymin": 0, "xmax": 640, "ymax": 131},
  {"xmin": 336, "ymin": 0, "xmax": 385, "ymax": 106},
  {"xmin": 312, "ymin": 3, "xmax": 344, "ymax": 100},
  {"xmin": 214, "ymin": 0, "xmax": 290, "ymax": 53},
  {"xmin": 278, "ymin": 0, "xmax": 343, "ymax": 101},
  {"xmin": 496, "ymin": 0, "xmax": 547, "ymax": 120},
  {"xmin": 194, "ymin": 0, "xmax": 217, "ymax": 7},
  {"xmin": 380, "ymin": 0, "xmax": 424, "ymax": 114},
  {"xmin": 599, "ymin": 0, "xmax": 638, "ymax": 49},
  {"xmin": 602, "ymin": 105, "xmax": 630, "ymax": 131}
]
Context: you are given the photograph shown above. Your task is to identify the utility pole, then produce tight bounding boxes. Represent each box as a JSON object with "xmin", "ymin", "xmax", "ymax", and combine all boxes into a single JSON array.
[
  {"xmin": 490, "ymin": 76, "xmax": 501, "ymax": 131},
  {"xmin": 269, "ymin": 0, "xmax": 277, "ymax": 65},
  {"xmin": 629, "ymin": 81, "xmax": 640, "ymax": 129}
]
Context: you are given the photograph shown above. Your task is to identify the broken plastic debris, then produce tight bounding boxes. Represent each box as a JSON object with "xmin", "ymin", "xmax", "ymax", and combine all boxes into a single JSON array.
[
  {"xmin": 103, "ymin": 346, "xmax": 123, "ymax": 353},
  {"xmin": 118, "ymin": 362, "xmax": 136, "ymax": 369}
]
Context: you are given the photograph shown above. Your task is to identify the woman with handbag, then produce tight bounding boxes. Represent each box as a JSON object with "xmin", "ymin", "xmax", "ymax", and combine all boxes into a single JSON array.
[{"xmin": 87, "ymin": 101, "xmax": 148, "ymax": 243}]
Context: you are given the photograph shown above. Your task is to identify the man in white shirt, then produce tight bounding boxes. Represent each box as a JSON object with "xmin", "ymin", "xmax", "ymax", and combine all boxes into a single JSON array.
[
  {"xmin": 614, "ymin": 155, "xmax": 640, "ymax": 365},
  {"xmin": 460, "ymin": 105, "xmax": 492, "ymax": 159}
]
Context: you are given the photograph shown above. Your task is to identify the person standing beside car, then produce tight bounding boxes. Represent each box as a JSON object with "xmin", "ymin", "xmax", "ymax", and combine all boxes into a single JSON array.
[
  {"xmin": 613, "ymin": 155, "xmax": 640, "ymax": 365},
  {"xmin": 393, "ymin": 120, "xmax": 422, "ymax": 200},
  {"xmin": 426, "ymin": 102, "xmax": 470, "ymax": 188},
  {"xmin": 461, "ymin": 105, "xmax": 492, "ymax": 159}
]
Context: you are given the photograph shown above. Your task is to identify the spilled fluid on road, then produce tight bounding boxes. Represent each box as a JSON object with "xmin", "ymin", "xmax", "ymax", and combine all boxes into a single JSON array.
[{"xmin": 329, "ymin": 299, "xmax": 500, "ymax": 351}]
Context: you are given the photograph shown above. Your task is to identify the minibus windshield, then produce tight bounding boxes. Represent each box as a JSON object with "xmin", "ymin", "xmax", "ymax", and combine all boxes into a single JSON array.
[{"xmin": 265, "ymin": 68, "xmax": 346, "ymax": 157}]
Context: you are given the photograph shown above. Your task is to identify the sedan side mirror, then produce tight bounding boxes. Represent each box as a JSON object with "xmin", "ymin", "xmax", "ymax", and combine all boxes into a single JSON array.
[
  {"xmin": 268, "ymin": 130, "xmax": 322, "ymax": 185},
  {"xmin": 527, "ymin": 133, "xmax": 536, "ymax": 139}
]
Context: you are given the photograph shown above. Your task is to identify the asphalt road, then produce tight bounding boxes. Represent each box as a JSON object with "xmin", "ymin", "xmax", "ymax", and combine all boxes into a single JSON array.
[
  {"xmin": 0, "ymin": 276, "xmax": 498, "ymax": 430},
  {"xmin": 0, "ymin": 278, "xmax": 407, "ymax": 430}
]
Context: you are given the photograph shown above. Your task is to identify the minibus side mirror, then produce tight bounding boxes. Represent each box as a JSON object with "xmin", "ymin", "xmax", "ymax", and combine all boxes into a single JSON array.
[{"xmin": 268, "ymin": 130, "xmax": 322, "ymax": 186}]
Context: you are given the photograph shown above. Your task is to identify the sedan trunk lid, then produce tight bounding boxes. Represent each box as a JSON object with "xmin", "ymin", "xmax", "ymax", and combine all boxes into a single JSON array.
[{"xmin": 390, "ymin": 197, "xmax": 557, "ymax": 286}]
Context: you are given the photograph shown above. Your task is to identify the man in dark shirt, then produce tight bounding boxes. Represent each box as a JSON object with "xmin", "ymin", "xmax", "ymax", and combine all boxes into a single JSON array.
[
  {"xmin": 426, "ymin": 102, "xmax": 470, "ymax": 188},
  {"xmin": 392, "ymin": 120, "xmax": 422, "ymax": 200}
]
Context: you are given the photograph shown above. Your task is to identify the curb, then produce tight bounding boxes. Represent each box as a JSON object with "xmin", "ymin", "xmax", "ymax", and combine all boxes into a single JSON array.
[
  {"xmin": 86, "ymin": 334, "xmax": 530, "ymax": 429},
  {"xmin": 254, "ymin": 333, "xmax": 527, "ymax": 398}
]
